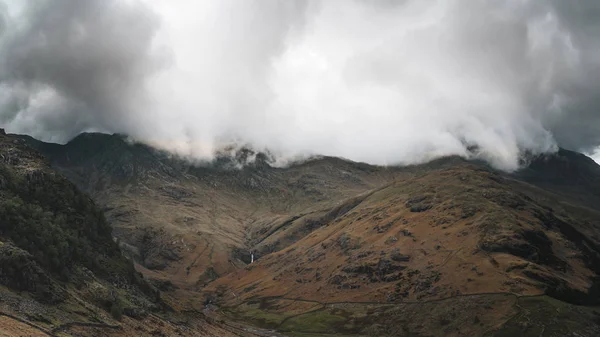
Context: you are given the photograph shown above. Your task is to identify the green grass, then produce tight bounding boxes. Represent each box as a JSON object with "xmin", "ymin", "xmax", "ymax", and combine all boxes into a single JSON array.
[
  {"xmin": 279, "ymin": 310, "xmax": 347, "ymax": 334},
  {"xmin": 223, "ymin": 303, "xmax": 291, "ymax": 329},
  {"xmin": 488, "ymin": 296, "xmax": 600, "ymax": 337},
  {"xmin": 228, "ymin": 294, "xmax": 600, "ymax": 337}
]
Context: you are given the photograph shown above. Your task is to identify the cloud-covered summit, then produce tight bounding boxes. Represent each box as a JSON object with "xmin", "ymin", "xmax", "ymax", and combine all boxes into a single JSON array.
[{"xmin": 1, "ymin": 0, "xmax": 600, "ymax": 170}]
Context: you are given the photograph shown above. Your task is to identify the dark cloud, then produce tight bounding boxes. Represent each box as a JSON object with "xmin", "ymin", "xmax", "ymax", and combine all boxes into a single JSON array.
[
  {"xmin": 1, "ymin": 0, "xmax": 600, "ymax": 169},
  {"xmin": 538, "ymin": 0, "xmax": 600, "ymax": 152},
  {"xmin": 0, "ymin": 0, "xmax": 162, "ymax": 141}
]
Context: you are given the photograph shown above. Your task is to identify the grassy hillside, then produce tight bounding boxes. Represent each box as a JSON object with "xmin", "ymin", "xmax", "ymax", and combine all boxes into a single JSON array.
[
  {"xmin": 0, "ymin": 131, "xmax": 236, "ymax": 336},
  {"xmin": 209, "ymin": 160, "xmax": 600, "ymax": 335},
  {"xmin": 21, "ymin": 133, "xmax": 403, "ymax": 299},
  {"xmin": 17, "ymin": 131, "xmax": 600, "ymax": 336}
]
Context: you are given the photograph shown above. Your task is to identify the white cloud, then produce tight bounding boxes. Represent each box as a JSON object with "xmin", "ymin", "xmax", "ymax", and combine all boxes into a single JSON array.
[
  {"xmin": 2, "ymin": 0, "xmax": 600, "ymax": 171},
  {"xmin": 590, "ymin": 147, "xmax": 600, "ymax": 164}
]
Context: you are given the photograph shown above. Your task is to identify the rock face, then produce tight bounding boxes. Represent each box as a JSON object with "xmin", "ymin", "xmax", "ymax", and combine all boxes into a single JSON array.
[{"xmin": 14, "ymin": 131, "xmax": 600, "ymax": 336}]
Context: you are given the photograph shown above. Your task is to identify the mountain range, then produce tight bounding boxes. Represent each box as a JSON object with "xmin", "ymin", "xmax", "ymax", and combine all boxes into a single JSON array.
[{"xmin": 1, "ymin": 130, "xmax": 599, "ymax": 336}]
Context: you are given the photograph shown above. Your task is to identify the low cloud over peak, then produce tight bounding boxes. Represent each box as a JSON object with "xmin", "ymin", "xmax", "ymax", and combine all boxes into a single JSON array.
[{"xmin": 2, "ymin": 0, "xmax": 600, "ymax": 171}]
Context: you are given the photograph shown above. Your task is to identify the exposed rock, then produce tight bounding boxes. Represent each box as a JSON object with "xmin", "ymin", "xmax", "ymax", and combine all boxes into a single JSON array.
[{"xmin": 406, "ymin": 195, "xmax": 434, "ymax": 212}]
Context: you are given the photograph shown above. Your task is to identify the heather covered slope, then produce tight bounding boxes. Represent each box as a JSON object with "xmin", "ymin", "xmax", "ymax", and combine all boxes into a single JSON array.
[
  {"xmin": 0, "ymin": 131, "xmax": 137, "ymax": 302},
  {"xmin": 18, "ymin": 132, "xmax": 600, "ymax": 336},
  {"xmin": 0, "ymin": 131, "xmax": 235, "ymax": 336},
  {"xmin": 22, "ymin": 132, "xmax": 403, "ymax": 295},
  {"xmin": 208, "ymin": 158, "xmax": 600, "ymax": 336},
  {"xmin": 212, "ymin": 160, "xmax": 600, "ymax": 304}
]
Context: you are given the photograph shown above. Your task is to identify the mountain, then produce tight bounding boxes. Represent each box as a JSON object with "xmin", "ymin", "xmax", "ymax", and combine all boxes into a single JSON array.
[
  {"xmin": 514, "ymin": 148, "xmax": 600, "ymax": 209},
  {"xmin": 14, "ymin": 131, "xmax": 600, "ymax": 336},
  {"xmin": 21, "ymin": 133, "xmax": 400, "ymax": 290},
  {"xmin": 0, "ymin": 130, "xmax": 236, "ymax": 336},
  {"xmin": 213, "ymin": 158, "xmax": 600, "ymax": 336}
]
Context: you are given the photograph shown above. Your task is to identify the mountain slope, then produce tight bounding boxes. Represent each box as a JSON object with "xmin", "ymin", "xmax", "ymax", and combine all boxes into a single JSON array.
[
  {"xmin": 213, "ymin": 160, "xmax": 600, "ymax": 302},
  {"xmin": 21, "ymin": 133, "xmax": 403, "ymax": 295},
  {"xmin": 514, "ymin": 148, "xmax": 600, "ymax": 209},
  {"xmin": 0, "ymin": 130, "xmax": 235, "ymax": 336},
  {"xmin": 209, "ymin": 159, "xmax": 600, "ymax": 336},
  {"xmin": 18, "ymin": 132, "xmax": 600, "ymax": 336}
]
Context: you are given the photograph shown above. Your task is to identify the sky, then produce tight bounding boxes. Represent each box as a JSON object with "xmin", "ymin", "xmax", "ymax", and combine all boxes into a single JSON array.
[{"xmin": 1, "ymin": 0, "xmax": 600, "ymax": 170}]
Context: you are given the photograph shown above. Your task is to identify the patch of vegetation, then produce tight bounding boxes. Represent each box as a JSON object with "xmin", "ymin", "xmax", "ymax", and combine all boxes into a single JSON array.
[
  {"xmin": 488, "ymin": 296, "xmax": 600, "ymax": 337},
  {"xmin": 280, "ymin": 310, "xmax": 347, "ymax": 334},
  {"xmin": 138, "ymin": 228, "xmax": 182, "ymax": 270},
  {"xmin": 0, "ymin": 161, "xmax": 134, "ymax": 282},
  {"xmin": 197, "ymin": 266, "xmax": 219, "ymax": 286},
  {"xmin": 0, "ymin": 139, "xmax": 162, "ymax": 319},
  {"xmin": 223, "ymin": 302, "xmax": 290, "ymax": 329},
  {"xmin": 0, "ymin": 242, "xmax": 66, "ymax": 303},
  {"xmin": 277, "ymin": 295, "xmax": 598, "ymax": 337},
  {"xmin": 337, "ymin": 232, "xmax": 361, "ymax": 253},
  {"xmin": 110, "ymin": 298, "xmax": 124, "ymax": 321},
  {"xmin": 341, "ymin": 258, "xmax": 406, "ymax": 283},
  {"xmin": 390, "ymin": 248, "xmax": 411, "ymax": 262},
  {"xmin": 405, "ymin": 194, "xmax": 434, "ymax": 212}
]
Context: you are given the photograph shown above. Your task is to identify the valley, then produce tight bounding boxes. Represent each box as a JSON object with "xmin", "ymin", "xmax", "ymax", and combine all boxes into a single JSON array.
[{"xmin": 1, "ymin": 131, "xmax": 600, "ymax": 336}]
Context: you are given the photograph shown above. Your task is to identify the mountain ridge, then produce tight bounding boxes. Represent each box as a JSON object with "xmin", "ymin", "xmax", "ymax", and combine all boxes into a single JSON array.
[
  {"xmin": 0, "ymin": 130, "xmax": 238, "ymax": 336},
  {"xmin": 6, "ymin": 130, "xmax": 600, "ymax": 336}
]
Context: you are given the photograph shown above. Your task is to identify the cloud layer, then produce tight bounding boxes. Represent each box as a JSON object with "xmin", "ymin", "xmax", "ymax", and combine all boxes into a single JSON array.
[{"xmin": 1, "ymin": 0, "xmax": 600, "ymax": 170}]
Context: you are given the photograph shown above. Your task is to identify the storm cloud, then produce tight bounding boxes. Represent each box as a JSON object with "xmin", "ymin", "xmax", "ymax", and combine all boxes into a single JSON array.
[
  {"xmin": 0, "ymin": 0, "xmax": 162, "ymax": 142},
  {"xmin": 1, "ymin": 0, "xmax": 600, "ymax": 170}
]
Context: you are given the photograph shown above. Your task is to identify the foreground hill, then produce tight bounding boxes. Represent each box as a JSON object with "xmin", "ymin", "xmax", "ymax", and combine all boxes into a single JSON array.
[
  {"xmin": 18, "ymin": 132, "xmax": 600, "ymax": 336},
  {"xmin": 0, "ymin": 130, "xmax": 236, "ymax": 336}
]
